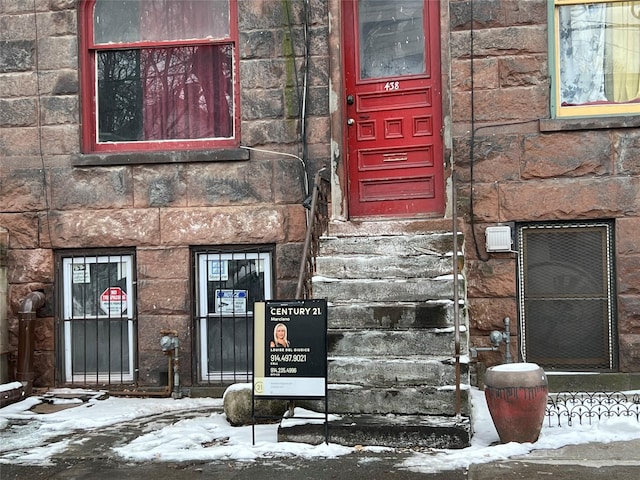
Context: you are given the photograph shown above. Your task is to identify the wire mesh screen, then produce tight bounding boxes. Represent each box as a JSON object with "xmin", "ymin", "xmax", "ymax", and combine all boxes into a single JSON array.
[{"xmin": 517, "ymin": 222, "xmax": 616, "ymax": 370}]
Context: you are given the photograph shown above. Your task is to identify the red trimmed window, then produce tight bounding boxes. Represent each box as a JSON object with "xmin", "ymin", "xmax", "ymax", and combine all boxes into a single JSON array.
[{"xmin": 79, "ymin": 0, "xmax": 239, "ymax": 152}]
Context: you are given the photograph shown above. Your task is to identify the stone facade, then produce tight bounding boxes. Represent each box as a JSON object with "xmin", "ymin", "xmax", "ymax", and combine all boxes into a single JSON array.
[
  {"xmin": 1, "ymin": 0, "xmax": 638, "ymax": 391},
  {"xmin": 0, "ymin": 0, "xmax": 329, "ymax": 388},
  {"xmin": 448, "ymin": 0, "xmax": 640, "ymax": 372}
]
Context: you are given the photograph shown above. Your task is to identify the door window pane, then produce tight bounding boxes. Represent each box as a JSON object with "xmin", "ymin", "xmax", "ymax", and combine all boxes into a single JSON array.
[
  {"xmin": 358, "ymin": 0, "xmax": 426, "ymax": 79},
  {"xmin": 71, "ymin": 319, "xmax": 131, "ymax": 374}
]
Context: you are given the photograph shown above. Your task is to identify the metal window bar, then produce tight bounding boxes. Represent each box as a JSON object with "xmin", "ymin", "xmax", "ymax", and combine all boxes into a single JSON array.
[{"xmin": 63, "ymin": 252, "xmax": 134, "ymax": 388}]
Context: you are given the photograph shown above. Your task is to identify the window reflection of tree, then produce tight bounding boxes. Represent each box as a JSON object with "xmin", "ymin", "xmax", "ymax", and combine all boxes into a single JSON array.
[{"xmin": 98, "ymin": 46, "xmax": 232, "ymax": 141}]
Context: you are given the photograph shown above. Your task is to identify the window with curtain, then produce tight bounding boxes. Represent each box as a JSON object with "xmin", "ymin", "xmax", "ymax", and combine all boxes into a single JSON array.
[
  {"xmin": 553, "ymin": 0, "xmax": 640, "ymax": 118},
  {"xmin": 79, "ymin": 0, "xmax": 238, "ymax": 152}
]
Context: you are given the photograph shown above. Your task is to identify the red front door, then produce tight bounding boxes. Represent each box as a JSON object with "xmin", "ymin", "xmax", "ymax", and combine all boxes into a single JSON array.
[{"xmin": 342, "ymin": 0, "xmax": 444, "ymax": 218}]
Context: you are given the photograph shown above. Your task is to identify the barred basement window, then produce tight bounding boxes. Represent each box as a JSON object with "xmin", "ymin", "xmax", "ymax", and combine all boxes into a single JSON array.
[
  {"xmin": 59, "ymin": 252, "xmax": 136, "ymax": 385},
  {"xmin": 194, "ymin": 247, "xmax": 273, "ymax": 383},
  {"xmin": 517, "ymin": 221, "xmax": 617, "ymax": 371}
]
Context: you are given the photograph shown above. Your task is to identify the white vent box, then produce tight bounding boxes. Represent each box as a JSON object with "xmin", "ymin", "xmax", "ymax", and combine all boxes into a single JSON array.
[{"xmin": 485, "ymin": 225, "xmax": 512, "ymax": 252}]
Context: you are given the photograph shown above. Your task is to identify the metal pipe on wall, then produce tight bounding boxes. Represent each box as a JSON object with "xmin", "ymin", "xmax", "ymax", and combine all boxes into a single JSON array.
[
  {"xmin": 0, "ymin": 227, "xmax": 8, "ymax": 384},
  {"xmin": 17, "ymin": 291, "xmax": 46, "ymax": 396}
]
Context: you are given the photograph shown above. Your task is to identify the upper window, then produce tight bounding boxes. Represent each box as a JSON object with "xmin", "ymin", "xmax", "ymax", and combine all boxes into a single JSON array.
[
  {"xmin": 552, "ymin": 0, "xmax": 640, "ymax": 118},
  {"xmin": 79, "ymin": 0, "xmax": 239, "ymax": 152}
]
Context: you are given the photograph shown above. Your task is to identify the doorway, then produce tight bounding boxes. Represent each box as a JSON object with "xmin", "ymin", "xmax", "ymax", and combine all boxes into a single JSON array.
[{"xmin": 341, "ymin": 0, "xmax": 444, "ymax": 218}]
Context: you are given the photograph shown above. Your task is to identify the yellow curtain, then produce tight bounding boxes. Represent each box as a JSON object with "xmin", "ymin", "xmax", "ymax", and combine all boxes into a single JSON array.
[{"xmin": 606, "ymin": 1, "xmax": 640, "ymax": 102}]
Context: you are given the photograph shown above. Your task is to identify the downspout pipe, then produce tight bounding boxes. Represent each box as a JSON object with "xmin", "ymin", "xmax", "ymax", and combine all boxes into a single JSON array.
[
  {"xmin": 17, "ymin": 291, "xmax": 45, "ymax": 396},
  {"xmin": 1, "ymin": 227, "xmax": 9, "ymax": 384}
]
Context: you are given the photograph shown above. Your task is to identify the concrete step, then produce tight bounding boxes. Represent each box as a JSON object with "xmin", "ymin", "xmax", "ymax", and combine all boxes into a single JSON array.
[
  {"xmin": 328, "ymin": 329, "xmax": 467, "ymax": 357},
  {"xmin": 303, "ymin": 385, "xmax": 470, "ymax": 416},
  {"xmin": 319, "ymin": 233, "xmax": 458, "ymax": 257},
  {"xmin": 327, "ymin": 301, "xmax": 458, "ymax": 329},
  {"xmin": 326, "ymin": 219, "xmax": 458, "ymax": 237},
  {"xmin": 316, "ymin": 254, "xmax": 454, "ymax": 279},
  {"xmin": 278, "ymin": 413, "xmax": 471, "ymax": 449},
  {"xmin": 546, "ymin": 372, "xmax": 640, "ymax": 392},
  {"xmin": 328, "ymin": 355, "xmax": 466, "ymax": 386},
  {"xmin": 314, "ymin": 277, "xmax": 462, "ymax": 303}
]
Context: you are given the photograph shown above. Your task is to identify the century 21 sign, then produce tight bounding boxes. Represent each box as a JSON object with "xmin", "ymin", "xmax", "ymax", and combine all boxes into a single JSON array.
[{"xmin": 253, "ymin": 299, "xmax": 327, "ymax": 399}]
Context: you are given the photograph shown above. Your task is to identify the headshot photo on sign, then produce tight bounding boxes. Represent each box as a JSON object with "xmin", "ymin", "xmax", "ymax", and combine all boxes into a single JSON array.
[{"xmin": 270, "ymin": 322, "xmax": 290, "ymax": 348}]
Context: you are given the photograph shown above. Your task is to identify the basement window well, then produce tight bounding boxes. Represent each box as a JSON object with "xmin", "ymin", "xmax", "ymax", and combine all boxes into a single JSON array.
[{"xmin": 517, "ymin": 221, "xmax": 617, "ymax": 371}]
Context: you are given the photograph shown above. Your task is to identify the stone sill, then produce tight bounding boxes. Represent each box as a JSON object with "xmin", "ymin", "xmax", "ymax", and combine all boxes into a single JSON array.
[
  {"xmin": 539, "ymin": 116, "xmax": 640, "ymax": 132},
  {"xmin": 72, "ymin": 148, "xmax": 250, "ymax": 167}
]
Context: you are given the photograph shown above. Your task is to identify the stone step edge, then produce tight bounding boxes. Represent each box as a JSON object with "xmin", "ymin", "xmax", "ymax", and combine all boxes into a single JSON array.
[
  {"xmin": 314, "ymin": 275, "xmax": 461, "ymax": 283},
  {"xmin": 278, "ymin": 413, "xmax": 471, "ymax": 449},
  {"xmin": 327, "ymin": 298, "xmax": 465, "ymax": 308},
  {"xmin": 327, "ymin": 326, "xmax": 467, "ymax": 333},
  {"xmin": 328, "ymin": 354, "xmax": 462, "ymax": 362},
  {"xmin": 326, "ymin": 383, "xmax": 469, "ymax": 392}
]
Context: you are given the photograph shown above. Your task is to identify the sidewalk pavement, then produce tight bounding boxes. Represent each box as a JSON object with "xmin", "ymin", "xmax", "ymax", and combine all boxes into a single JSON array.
[
  {"xmin": 1, "ymin": 438, "xmax": 638, "ymax": 480},
  {"xmin": 469, "ymin": 438, "xmax": 640, "ymax": 480}
]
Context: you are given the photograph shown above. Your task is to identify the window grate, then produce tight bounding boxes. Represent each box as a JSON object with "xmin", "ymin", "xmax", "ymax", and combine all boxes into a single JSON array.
[
  {"xmin": 517, "ymin": 221, "xmax": 617, "ymax": 371},
  {"xmin": 57, "ymin": 251, "xmax": 136, "ymax": 387},
  {"xmin": 193, "ymin": 246, "xmax": 274, "ymax": 385}
]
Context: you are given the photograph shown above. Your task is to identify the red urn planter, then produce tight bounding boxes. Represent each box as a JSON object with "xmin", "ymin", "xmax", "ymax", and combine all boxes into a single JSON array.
[{"xmin": 484, "ymin": 362, "xmax": 548, "ymax": 444}]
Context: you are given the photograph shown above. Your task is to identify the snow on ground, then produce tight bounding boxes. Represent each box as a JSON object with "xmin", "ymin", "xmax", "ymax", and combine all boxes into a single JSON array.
[{"xmin": 1, "ymin": 385, "xmax": 639, "ymax": 473}]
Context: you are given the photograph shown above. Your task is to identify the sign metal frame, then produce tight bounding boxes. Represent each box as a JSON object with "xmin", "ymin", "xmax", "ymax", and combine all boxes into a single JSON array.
[{"xmin": 252, "ymin": 299, "xmax": 328, "ymax": 444}]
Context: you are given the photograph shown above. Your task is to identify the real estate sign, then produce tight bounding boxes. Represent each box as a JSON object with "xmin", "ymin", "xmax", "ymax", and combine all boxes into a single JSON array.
[{"xmin": 253, "ymin": 299, "xmax": 327, "ymax": 399}]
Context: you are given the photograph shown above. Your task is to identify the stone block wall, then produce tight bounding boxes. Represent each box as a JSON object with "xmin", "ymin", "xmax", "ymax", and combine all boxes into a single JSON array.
[
  {"xmin": 0, "ymin": 0, "xmax": 330, "ymax": 388},
  {"xmin": 448, "ymin": 0, "xmax": 640, "ymax": 372}
]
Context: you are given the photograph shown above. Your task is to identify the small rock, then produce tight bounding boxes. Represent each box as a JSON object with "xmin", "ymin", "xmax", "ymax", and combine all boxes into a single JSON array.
[{"xmin": 223, "ymin": 384, "xmax": 289, "ymax": 426}]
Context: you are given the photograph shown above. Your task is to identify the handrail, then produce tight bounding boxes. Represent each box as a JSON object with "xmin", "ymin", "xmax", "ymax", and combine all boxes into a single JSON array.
[{"xmin": 295, "ymin": 168, "xmax": 330, "ymax": 299}]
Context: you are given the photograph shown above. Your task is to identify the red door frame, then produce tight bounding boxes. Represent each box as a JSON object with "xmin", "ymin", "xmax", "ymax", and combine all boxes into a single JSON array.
[{"xmin": 341, "ymin": 0, "xmax": 444, "ymax": 219}]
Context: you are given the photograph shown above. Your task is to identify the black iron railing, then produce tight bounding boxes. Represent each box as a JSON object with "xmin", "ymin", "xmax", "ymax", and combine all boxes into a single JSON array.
[
  {"xmin": 545, "ymin": 391, "xmax": 640, "ymax": 426},
  {"xmin": 296, "ymin": 168, "xmax": 330, "ymax": 300}
]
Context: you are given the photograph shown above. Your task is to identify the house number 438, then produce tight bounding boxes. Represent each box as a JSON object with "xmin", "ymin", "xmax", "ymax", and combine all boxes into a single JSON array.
[{"xmin": 384, "ymin": 81, "xmax": 400, "ymax": 91}]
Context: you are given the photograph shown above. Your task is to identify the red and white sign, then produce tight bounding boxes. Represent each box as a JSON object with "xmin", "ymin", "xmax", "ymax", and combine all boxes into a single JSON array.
[{"xmin": 100, "ymin": 287, "xmax": 128, "ymax": 315}]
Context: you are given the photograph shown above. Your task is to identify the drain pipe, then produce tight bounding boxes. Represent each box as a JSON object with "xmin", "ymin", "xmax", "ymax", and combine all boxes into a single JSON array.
[
  {"xmin": 1, "ymin": 227, "xmax": 9, "ymax": 385},
  {"xmin": 160, "ymin": 329, "xmax": 181, "ymax": 399},
  {"xmin": 17, "ymin": 291, "xmax": 46, "ymax": 396},
  {"xmin": 452, "ymin": 171, "xmax": 461, "ymax": 417}
]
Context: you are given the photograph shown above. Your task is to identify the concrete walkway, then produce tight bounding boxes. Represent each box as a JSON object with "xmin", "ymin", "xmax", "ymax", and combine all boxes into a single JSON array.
[
  {"xmin": 469, "ymin": 439, "xmax": 640, "ymax": 480},
  {"xmin": 1, "ymin": 427, "xmax": 638, "ymax": 480}
]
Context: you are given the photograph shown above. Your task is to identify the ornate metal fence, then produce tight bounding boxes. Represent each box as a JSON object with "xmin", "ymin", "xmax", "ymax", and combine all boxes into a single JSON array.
[{"xmin": 545, "ymin": 391, "xmax": 640, "ymax": 427}]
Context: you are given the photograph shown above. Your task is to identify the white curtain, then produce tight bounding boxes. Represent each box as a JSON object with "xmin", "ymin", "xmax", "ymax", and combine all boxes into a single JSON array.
[{"xmin": 559, "ymin": 4, "xmax": 607, "ymax": 105}]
